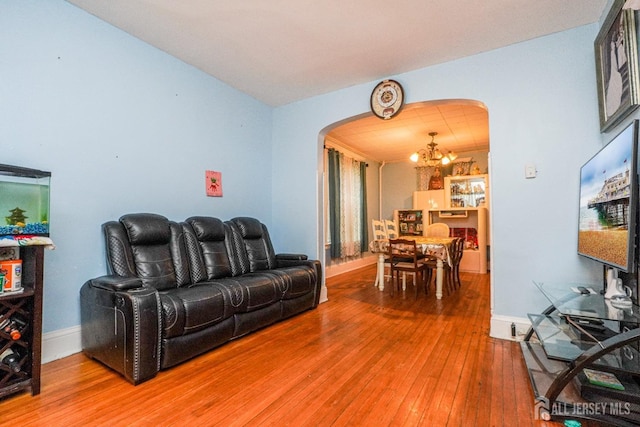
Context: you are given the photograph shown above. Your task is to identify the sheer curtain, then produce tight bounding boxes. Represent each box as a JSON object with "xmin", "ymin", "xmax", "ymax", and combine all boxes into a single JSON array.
[{"xmin": 327, "ymin": 148, "xmax": 368, "ymax": 259}]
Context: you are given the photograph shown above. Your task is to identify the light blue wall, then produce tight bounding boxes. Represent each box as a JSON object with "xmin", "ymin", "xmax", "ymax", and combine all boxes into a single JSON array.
[
  {"xmin": 273, "ymin": 24, "xmax": 607, "ymax": 318},
  {"xmin": 1, "ymin": 1, "xmax": 273, "ymax": 333},
  {"xmin": 380, "ymin": 162, "xmax": 415, "ymax": 218}
]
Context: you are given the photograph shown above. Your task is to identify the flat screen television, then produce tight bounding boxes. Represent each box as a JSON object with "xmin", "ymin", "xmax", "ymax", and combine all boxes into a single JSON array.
[{"xmin": 578, "ymin": 120, "xmax": 638, "ymax": 274}]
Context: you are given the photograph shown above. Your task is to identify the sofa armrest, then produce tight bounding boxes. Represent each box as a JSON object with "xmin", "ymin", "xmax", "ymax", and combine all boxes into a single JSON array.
[
  {"xmin": 274, "ymin": 257, "xmax": 323, "ymax": 308},
  {"xmin": 90, "ymin": 275, "xmax": 144, "ymax": 291},
  {"xmin": 80, "ymin": 278, "xmax": 161, "ymax": 385},
  {"xmin": 275, "ymin": 253, "xmax": 308, "ymax": 268}
]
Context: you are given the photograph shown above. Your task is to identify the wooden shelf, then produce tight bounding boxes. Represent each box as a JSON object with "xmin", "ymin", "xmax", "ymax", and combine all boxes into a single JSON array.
[{"xmin": 0, "ymin": 245, "xmax": 44, "ymax": 398}]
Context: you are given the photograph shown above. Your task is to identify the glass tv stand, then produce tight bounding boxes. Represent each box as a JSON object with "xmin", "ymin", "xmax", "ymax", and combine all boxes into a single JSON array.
[{"xmin": 521, "ymin": 281, "xmax": 640, "ymax": 426}]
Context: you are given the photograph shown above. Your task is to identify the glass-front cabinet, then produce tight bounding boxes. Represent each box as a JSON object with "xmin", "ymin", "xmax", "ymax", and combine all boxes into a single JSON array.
[{"xmin": 444, "ymin": 174, "xmax": 489, "ymax": 209}]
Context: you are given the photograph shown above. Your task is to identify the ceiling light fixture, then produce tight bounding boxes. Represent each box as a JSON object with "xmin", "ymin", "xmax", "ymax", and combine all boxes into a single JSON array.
[{"xmin": 410, "ymin": 132, "xmax": 457, "ymax": 167}]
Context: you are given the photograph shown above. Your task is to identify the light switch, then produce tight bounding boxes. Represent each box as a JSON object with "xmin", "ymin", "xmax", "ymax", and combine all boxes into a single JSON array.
[{"xmin": 525, "ymin": 164, "xmax": 537, "ymax": 179}]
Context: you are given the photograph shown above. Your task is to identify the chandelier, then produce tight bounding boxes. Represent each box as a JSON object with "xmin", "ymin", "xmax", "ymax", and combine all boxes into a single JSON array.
[{"xmin": 410, "ymin": 132, "xmax": 457, "ymax": 166}]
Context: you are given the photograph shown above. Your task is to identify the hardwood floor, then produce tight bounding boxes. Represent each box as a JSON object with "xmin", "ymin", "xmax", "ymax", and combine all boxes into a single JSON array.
[{"xmin": 0, "ymin": 265, "xmax": 607, "ymax": 426}]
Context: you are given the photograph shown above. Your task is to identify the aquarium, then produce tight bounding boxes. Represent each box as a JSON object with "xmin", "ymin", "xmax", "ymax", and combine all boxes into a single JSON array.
[{"xmin": 0, "ymin": 164, "xmax": 51, "ymax": 237}]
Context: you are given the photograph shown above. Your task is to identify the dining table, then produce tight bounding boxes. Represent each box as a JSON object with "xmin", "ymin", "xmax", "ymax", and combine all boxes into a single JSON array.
[{"xmin": 368, "ymin": 236, "xmax": 457, "ymax": 299}]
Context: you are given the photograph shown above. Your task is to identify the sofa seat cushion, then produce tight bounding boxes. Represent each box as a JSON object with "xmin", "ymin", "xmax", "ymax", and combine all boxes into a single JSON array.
[
  {"xmin": 260, "ymin": 266, "xmax": 316, "ymax": 300},
  {"xmin": 210, "ymin": 274, "xmax": 281, "ymax": 313},
  {"xmin": 160, "ymin": 284, "xmax": 233, "ymax": 339}
]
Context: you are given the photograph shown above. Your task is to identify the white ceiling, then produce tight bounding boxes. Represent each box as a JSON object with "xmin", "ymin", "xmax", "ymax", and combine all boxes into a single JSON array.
[
  {"xmin": 66, "ymin": 0, "xmax": 607, "ymax": 107},
  {"xmin": 326, "ymin": 100, "xmax": 489, "ymax": 163},
  {"xmin": 66, "ymin": 0, "xmax": 608, "ymax": 161}
]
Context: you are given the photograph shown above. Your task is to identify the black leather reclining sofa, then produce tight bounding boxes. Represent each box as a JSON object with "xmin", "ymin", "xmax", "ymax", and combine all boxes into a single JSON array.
[{"xmin": 80, "ymin": 213, "xmax": 322, "ymax": 384}]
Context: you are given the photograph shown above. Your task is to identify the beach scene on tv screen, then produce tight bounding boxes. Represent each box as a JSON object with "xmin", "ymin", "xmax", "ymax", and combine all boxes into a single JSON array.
[{"xmin": 578, "ymin": 127, "xmax": 633, "ymax": 268}]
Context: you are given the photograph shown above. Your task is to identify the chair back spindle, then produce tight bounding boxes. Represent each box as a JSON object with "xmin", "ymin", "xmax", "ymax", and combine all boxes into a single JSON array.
[
  {"xmin": 384, "ymin": 220, "xmax": 398, "ymax": 239},
  {"xmin": 372, "ymin": 220, "xmax": 387, "ymax": 240}
]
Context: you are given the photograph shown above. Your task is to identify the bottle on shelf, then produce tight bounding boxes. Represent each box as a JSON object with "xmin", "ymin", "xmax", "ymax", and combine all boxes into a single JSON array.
[
  {"xmin": 0, "ymin": 347, "xmax": 22, "ymax": 373},
  {"xmin": 0, "ymin": 314, "xmax": 27, "ymax": 340}
]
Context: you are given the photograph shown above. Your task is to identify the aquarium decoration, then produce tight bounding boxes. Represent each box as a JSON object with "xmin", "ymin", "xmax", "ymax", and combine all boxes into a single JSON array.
[{"xmin": 6, "ymin": 207, "xmax": 27, "ymax": 225}]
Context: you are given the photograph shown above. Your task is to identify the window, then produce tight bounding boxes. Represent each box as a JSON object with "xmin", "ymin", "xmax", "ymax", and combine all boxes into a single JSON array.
[{"xmin": 326, "ymin": 148, "xmax": 368, "ymax": 259}]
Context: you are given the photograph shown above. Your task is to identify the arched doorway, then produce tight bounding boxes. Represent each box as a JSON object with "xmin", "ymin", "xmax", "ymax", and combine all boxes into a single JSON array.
[{"xmin": 318, "ymin": 99, "xmax": 491, "ymax": 283}]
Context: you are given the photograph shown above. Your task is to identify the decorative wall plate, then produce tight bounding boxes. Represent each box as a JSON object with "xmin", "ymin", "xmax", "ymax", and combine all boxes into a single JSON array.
[{"xmin": 370, "ymin": 79, "xmax": 404, "ymax": 120}]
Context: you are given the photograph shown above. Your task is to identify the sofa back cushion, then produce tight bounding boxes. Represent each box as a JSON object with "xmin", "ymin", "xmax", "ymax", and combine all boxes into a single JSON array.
[
  {"xmin": 183, "ymin": 216, "xmax": 234, "ymax": 282},
  {"xmin": 104, "ymin": 213, "xmax": 188, "ymax": 290},
  {"xmin": 227, "ymin": 217, "xmax": 277, "ymax": 274}
]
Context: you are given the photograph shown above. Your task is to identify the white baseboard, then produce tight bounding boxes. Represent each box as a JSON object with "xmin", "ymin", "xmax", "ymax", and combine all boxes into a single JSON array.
[
  {"xmin": 41, "ymin": 325, "xmax": 82, "ymax": 364},
  {"xmin": 490, "ymin": 314, "xmax": 531, "ymax": 342},
  {"xmin": 325, "ymin": 256, "xmax": 377, "ymax": 278},
  {"xmin": 319, "ymin": 284, "xmax": 328, "ymax": 303}
]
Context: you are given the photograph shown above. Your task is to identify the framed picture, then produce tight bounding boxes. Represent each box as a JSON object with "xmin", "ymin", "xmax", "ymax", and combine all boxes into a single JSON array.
[
  {"xmin": 595, "ymin": 0, "xmax": 640, "ymax": 132},
  {"xmin": 205, "ymin": 170, "xmax": 222, "ymax": 197}
]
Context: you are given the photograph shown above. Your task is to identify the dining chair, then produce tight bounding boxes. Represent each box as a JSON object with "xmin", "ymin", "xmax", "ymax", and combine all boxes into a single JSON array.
[
  {"xmin": 386, "ymin": 219, "xmax": 417, "ymax": 287},
  {"xmin": 383, "ymin": 219, "xmax": 398, "ymax": 239},
  {"xmin": 425, "ymin": 222, "xmax": 450, "ymax": 237},
  {"xmin": 371, "ymin": 219, "xmax": 387, "ymax": 240},
  {"xmin": 387, "ymin": 239, "xmax": 428, "ymax": 298},
  {"xmin": 421, "ymin": 223, "xmax": 451, "ymax": 291},
  {"xmin": 424, "ymin": 237, "xmax": 464, "ymax": 294},
  {"xmin": 449, "ymin": 237, "xmax": 465, "ymax": 289},
  {"xmin": 371, "ymin": 219, "xmax": 390, "ymax": 287}
]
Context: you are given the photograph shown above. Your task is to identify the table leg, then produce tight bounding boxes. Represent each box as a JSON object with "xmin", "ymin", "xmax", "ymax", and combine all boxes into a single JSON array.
[
  {"xmin": 375, "ymin": 253, "xmax": 385, "ymax": 291},
  {"xmin": 436, "ymin": 259, "xmax": 444, "ymax": 299}
]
